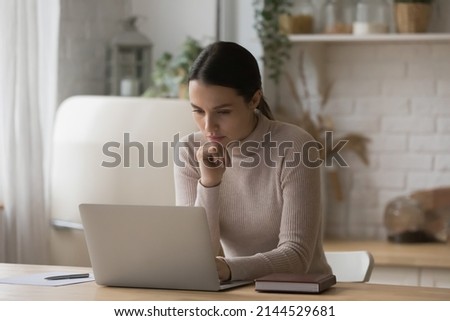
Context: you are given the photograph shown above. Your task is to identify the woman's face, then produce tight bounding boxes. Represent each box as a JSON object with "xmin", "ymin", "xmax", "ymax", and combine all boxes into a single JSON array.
[{"xmin": 188, "ymin": 80, "xmax": 260, "ymax": 147}]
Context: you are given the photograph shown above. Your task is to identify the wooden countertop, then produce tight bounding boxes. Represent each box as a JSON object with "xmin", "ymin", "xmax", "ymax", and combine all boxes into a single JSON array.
[
  {"xmin": 1, "ymin": 263, "xmax": 450, "ymax": 301},
  {"xmin": 324, "ymin": 240, "xmax": 450, "ymax": 269}
]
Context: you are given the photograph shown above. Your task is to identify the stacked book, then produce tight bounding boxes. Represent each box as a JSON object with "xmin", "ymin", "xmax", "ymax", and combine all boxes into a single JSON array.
[{"xmin": 255, "ymin": 273, "xmax": 336, "ymax": 294}]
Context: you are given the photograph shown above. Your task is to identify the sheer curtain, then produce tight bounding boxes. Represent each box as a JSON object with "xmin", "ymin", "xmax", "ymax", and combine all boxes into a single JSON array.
[{"xmin": 0, "ymin": 0, "xmax": 60, "ymax": 263}]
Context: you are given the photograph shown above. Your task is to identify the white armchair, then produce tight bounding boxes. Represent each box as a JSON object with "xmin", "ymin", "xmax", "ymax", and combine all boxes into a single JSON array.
[{"xmin": 49, "ymin": 96, "xmax": 196, "ymax": 266}]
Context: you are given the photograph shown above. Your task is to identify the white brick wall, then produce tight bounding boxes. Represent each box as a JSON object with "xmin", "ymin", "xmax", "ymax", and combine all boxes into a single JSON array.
[
  {"xmin": 55, "ymin": 0, "xmax": 450, "ymax": 241},
  {"xmin": 58, "ymin": 0, "xmax": 131, "ymax": 104},
  {"xmin": 321, "ymin": 42, "xmax": 450, "ymax": 239}
]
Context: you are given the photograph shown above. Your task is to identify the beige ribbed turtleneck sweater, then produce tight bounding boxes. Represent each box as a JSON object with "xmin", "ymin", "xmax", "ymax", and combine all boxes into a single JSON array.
[{"xmin": 174, "ymin": 113, "xmax": 331, "ymax": 281}]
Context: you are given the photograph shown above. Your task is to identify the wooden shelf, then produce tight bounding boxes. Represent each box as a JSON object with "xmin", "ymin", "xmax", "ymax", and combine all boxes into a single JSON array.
[{"xmin": 288, "ymin": 33, "xmax": 450, "ymax": 43}]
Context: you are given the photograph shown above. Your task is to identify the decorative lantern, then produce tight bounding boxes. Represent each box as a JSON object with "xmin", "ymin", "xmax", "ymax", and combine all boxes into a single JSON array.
[{"xmin": 106, "ymin": 17, "xmax": 152, "ymax": 96}]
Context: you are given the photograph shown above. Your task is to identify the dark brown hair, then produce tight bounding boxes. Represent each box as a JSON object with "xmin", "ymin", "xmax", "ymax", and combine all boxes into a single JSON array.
[{"xmin": 188, "ymin": 41, "xmax": 274, "ymax": 120}]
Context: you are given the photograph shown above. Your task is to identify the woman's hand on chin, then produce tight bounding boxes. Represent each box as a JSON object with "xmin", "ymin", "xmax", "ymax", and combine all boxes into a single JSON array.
[{"xmin": 196, "ymin": 142, "xmax": 230, "ymax": 187}]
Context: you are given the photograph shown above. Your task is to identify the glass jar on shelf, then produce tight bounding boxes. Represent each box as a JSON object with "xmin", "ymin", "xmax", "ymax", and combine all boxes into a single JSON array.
[
  {"xmin": 279, "ymin": 0, "xmax": 315, "ymax": 34},
  {"xmin": 353, "ymin": 0, "xmax": 390, "ymax": 35},
  {"xmin": 384, "ymin": 196, "xmax": 426, "ymax": 243},
  {"xmin": 321, "ymin": 0, "xmax": 354, "ymax": 34},
  {"xmin": 383, "ymin": 196, "xmax": 444, "ymax": 243}
]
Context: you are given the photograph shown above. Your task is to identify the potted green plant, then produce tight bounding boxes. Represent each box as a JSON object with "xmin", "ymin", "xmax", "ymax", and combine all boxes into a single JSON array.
[
  {"xmin": 394, "ymin": 0, "xmax": 434, "ymax": 33},
  {"xmin": 253, "ymin": 0, "xmax": 292, "ymax": 85},
  {"xmin": 142, "ymin": 37, "xmax": 203, "ymax": 99}
]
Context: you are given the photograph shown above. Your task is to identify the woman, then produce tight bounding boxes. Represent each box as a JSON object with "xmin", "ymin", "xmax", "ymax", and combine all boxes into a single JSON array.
[{"xmin": 174, "ymin": 41, "xmax": 331, "ymax": 281}]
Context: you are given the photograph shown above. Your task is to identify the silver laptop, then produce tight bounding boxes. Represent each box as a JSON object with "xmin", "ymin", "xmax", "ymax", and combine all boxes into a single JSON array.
[{"xmin": 79, "ymin": 203, "xmax": 252, "ymax": 291}]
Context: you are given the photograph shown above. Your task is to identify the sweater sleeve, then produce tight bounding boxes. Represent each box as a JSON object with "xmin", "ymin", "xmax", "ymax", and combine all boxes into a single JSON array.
[
  {"xmin": 224, "ymin": 134, "xmax": 324, "ymax": 280},
  {"xmin": 173, "ymin": 138, "xmax": 222, "ymax": 255}
]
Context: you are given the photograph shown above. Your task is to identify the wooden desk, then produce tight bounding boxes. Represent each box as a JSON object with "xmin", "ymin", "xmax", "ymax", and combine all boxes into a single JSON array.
[{"xmin": 1, "ymin": 264, "xmax": 450, "ymax": 301}]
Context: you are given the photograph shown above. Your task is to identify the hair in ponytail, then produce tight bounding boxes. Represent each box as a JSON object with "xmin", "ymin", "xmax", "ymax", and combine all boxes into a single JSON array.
[{"xmin": 256, "ymin": 96, "xmax": 275, "ymax": 120}]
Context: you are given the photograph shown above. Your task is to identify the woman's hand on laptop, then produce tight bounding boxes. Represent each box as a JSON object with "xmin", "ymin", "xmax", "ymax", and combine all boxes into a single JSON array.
[{"xmin": 215, "ymin": 257, "xmax": 231, "ymax": 282}]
